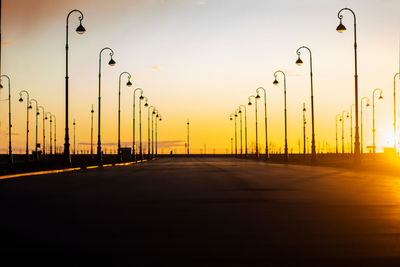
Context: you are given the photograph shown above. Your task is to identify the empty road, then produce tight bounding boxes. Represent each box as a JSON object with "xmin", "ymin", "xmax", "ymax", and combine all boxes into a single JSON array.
[{"xmin": 1, "ymin": 158, "xmax": 400, "ymax": 265}]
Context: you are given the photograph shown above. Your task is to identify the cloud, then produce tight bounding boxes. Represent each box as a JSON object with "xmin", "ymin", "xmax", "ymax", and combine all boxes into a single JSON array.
[{"xmin": 151, "ymin": 65, "xmax": 160, "ymax": 71}]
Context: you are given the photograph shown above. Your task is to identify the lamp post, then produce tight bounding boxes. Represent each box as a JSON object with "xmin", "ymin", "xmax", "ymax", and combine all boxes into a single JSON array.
[
  {"xmin": 151, "ymin": 109, "xmax": 157, "ymax": 158},
  {"xmin": 394, "ymin": 73, "xmax": 399, "ymax": 151},
  {"xmin": 30, "ymin": 99, "xmax": 39, "ymax": 160},
  {"xmin": 148, "ymin": 105, "xmax": 155, "ymax": 159},
  {"xmin": 140, "ymin": 96, "xmax": 148, "ymax": 160},
  {"xmin": 64, "ymin": 9, "xmax": 86, "ymax": 166},
  {"xmin": 156, "ymin": 114, "xmax": 162, "ymax": 157},
  {"xmin": 132, "ymin": 88, "xmax": 144, "ymax": 161},
  {"xmin": 248, "ymin": 95, "xmax": 258, "ymax": 157},
  {"xmin": 38, "ymin": 106, "xmax": 45, "ymax": 158},
  {"xmin": 51, "ymin": 114, "xmax": 56, "ymax": 155},
  {"xmin": 0, "ymin": 74, "xmax": 12, "ymax": 164},
  {"xmin": 229, "ymin": 113, "xmax": 237, "ymax": 156},
  {"xmin": 239, "ymin": 104, "xmax": 248, "ymax": 156},
  {"xmin": 273, "ymin": 70, "xmax": 288, "ymax": 162},
  {"xmin": 187, "ymin": 119, "xmax": 190, "ymax": 155},
  {"xmin": 90, "ymin": 105, "xmax": 94, "ymax": 159},
  {"xmin": 236, "ymin": 108, "xmax": 243, "ymax": 157},
  {"xmin": 296, "ymin": 46, "xmax": 316, "ymax": 161},
  {"xmin": 97, "ymin": 47, "xmax": 116, "ymax": 166},
  {"xmin": 341, "ymin": 110, "xmax": 349, "ymax": 154},
  {"xmin": 303, "ymin": 103, "xmax": 306, "ymax": 156},
  {"xmin": 256, "ymin": 87, "xmax": 269, "ymax": 159},
  {"xmin": 118, "ymin": 72, "xmax": 132, "ymax": 162},
  {"xmin": 73, "ymin": 119, "xmax": 76, "ymax": 155},
  {"xmin": 336, "ymin": 7, "xmax": 360, "ymax": 157},
  {"xmin": 336, "ymin": 114, "xmax": 341, "ymax": 154},
  {"xmin": 19, "ymin": 90, "xmax": 31, "ymax": 162},
  {"xmin": 350, "ymin": 104, "xmax": 355, "ymax": 154},
  {"xmin": 361, "ymin": 97, "xmax": 370, "ymax": 153},
  {"xmin": 46, "ymin": 112, "xmax": 53, "ymax": 155},
  {"xmin": 372, "ymin": 88, "xmax": 383, "ymax": 154}
]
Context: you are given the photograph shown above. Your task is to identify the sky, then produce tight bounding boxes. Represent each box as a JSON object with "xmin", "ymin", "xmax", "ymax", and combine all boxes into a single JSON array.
[{"xmin": 1, "ymin": 0, "xmax": 400, "ymax": 154}]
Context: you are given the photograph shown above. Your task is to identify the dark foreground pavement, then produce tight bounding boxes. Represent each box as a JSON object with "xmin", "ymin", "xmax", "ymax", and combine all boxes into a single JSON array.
[{"xmin": 1, "ymin": 158, "xmax": 400, "ymax": 266}]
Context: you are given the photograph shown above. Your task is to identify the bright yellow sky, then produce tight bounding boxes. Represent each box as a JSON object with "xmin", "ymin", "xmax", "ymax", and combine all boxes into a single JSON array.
[{"xmin": 1, "ymin": 0, "xmax": 400, "ymax": 154}]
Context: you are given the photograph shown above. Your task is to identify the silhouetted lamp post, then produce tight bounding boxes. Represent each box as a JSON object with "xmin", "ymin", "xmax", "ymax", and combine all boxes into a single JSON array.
[
  {"xmin": 90, "ymin": 105, "xmax": 94, "ymax": 159},
  {"xmin": 336, "ymin": 7, "xmax": 360, "ymax": 157},
  {"xmin": 141, "ymin": 96, "xmax": 149, "ymax": 160},
  {"xmin": 239, "ymin": 104, "xmax": 248, "ymax": 156},
  {"xmin": 151, "ymin": 109, "xmax": 157, "ymax": 158},
  {"xmin": 372, "ymin": 88, "xmax": 383, "ymax": 154},
  {"xmin": 156, "ymin": 113, "xmax": 162, "ymax": 157},
  {"xmin": 30, "ymin": 99, "xmax": 39, "ymax": 160},
  {"xmin": 229, "ymin": 113, "xmax": 237, "ymax": 156},
  {"xmin": 38, "ymin": 106, "xmax": 45, "ymax": 158},
  {"xmin": 51, "ymin": 114, "xmax": 57, "ymax": 155},
  {"xmin": 341, "ymin": 110, "xmax": 349, "ymax": 154},
  {"xmin": 0, "ymin": 74, "xmax": 12, "ymax": 164},
  {"xmin": 46, "ymin": 112, "xmax": 53, "ymax": 155},
  {"xmin": 350, "ymin": 104, "xmax": 355, "ymax": 154},
  {"xmin": 273, "ymin": 70, "xmax": 288, "ymax": 162},
  {"xmin": 118, "ymin": 72, "xmax": 132, "ymax": 162},
  {"xmin": 19, "ymin": 90, "xmax": 31, "ymax": 162},
  {"xmin": 187, "ymin": 119, "xmax": 190, "ymax": 155},
  {"xmin": 65, "ymin": 9, "xmax": 86, "ymax": 166},
  {"xmin": 132, "ymin": 88, "xmax": 144, "ymax": 160},
  {"xmin": 296, "ymin": 46, "xmax": 316, "ymax": 161},
  {"xmin": 361, "ymin": 97, "xmax": 370, "ymax": 153},
  {"xmin": 236, "ymin": 108, "xmax": 243, "ymax": 157},
  {"xmin": 97, "ymin": 47, "xmax": 116, "ymax": 166},
  {"xmin": 394, "ymin": 73, "xmax": 399, "ymax": 151},
  {"xmin": 256, "ymin": 87, "xmax": 269, "ymax": 159},
  {"xmin": 336, "ymin": 114, "xmax": 341, "ymax": 154},
  {"xmin": 248, "ymin": 95, "xmax": 258, "ymax": 157},
  {"xmin": 148, "ymin": 105, "xmax": 155, "ymax": 159},
  {"xmin": 73, "ymin": 119, "xmax": 76, "ymax": 155}
]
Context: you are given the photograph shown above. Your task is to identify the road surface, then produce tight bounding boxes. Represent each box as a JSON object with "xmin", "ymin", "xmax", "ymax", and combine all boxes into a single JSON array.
[{"xmin": 1, "ymin": 158, "xmax": 400, "ymax": 265}]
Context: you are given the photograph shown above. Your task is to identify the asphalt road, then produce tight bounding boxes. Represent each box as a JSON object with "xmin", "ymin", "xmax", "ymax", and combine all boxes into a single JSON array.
[{"xmin": 1, "ymin": 158, "xmax": 400, "ymax": 266}]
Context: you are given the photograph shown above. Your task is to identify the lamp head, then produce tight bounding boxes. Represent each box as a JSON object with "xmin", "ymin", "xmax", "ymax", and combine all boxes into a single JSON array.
[
  {"xmin": 45, "ymin": 116, "xmax": 48, "ymax": 120},
  {"xmin": 108, "ymin": 58, "xmax": 116, "ymax": 66},
  {"xmin": 156, "ymin": 114, "xmax": 159, "ymax": 118},
  {"xmin": 336, "ymin": 20, "xmax": 346, "ymax": 33},
  {"xmin": 76, "ymin": 22, "xmax": 86, "ymax": 34},
  {"xmin": 273, "ymin": 79, "xmax": 279, "ymax": 86},
  {"xmin": 255, "ymin": 94, "xmax": 261, "ymax": 99},
  {"xmin": 37, "ymin": 112, "xmax": 40, "ymax": 115},
  {"xmin": 159, "ymin": 118, "xmax": 162, "ymax": 121},
  {"xmin": 248, "ymin": 101, "xmax": 252, "ymax": 106},
  {"xmin": 234, "ymin": 114, "xmax": 238, "ymax": 117},
  {"xmin": 91, "ymin": 109, "xmax": 94, "ymax": 113},
  {"xmin": 339, "ymin": 118, "xmax": 342, "ymax": 122},
  {"xmin": 144, "ymin": 102, "xmax": 149, "ymax": 107},
  {"xmin": 0, "ymin": 84, "xmax": 3, "ymax": 89},
  {"xmin": 366, "ymin": 102, "xmax": 370, "ymax": 107},
  {"xmin": 28, "ymin": 105, "xmax": 32, "ymax": 109},
  {"xmin": 296, "ymin": 57, "xmax": 303, "ymax": 66},
  {"xmin": 346, "ymin": 114, "xmax": 349, "ymax": 118},
  {"xmin": 379, "ymin": 94, "xmax": 383, "ymax": 100},
  {"xmin": 127, "ymin": 80, "xmax": 132, "ymax": 87},
  {"xmin": 19, "ymin": 97, "xmax": 23, "ymax": 102},
  {"xmin": 238, "ymin": 110, "xmax": 242, "ymax": 113},
  {"xmin": 230, "ymin": 117, "xmax": 233, "ymax": 121},
  {"xmin": 139, "ymin": 95, "xmax": 144, "ymax": 100},
  {"xmin": 152, "ymin": 111, "xmax": 156, "ymax": 114},
  {"xmin": 303, "ymin": 107, "xmax": 306, "ymax": 112}
]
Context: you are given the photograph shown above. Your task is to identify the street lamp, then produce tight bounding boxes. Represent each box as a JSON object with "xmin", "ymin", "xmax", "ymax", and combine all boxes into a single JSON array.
[
  {"xmin": 45, "ymin": 112, "xmax": 53, "ymax": 155},
  {"xmin": 148, "ymin": 105, "xmax": 155, "ymax": 159},
  {"xmin": 235, "ymin": 108, "xmax": 242, "ymax": 157},
  {"xmin": 361, "ymin": 97, "xmax": 370, "ymax": 153},
  {"xmin": 151, "ymin": 109, "xmax": 157, "ymax": 158},
  {"xmin": 73, "ymin": 119, "xmax": 76, "ymax": 155},
  {"xmin": 341, "ymin": 110, "xmax": 349, "ymax": 154},
  {"xmin": 336, "ymin": 7, "xmax": 361, "ymax": 157},
  {"xmin": 187, "ymin": 119, "xmax": 190, "ymax": 155},
  {"xmin": 350, "ymin": 104, "xmax": 355, "ymax": 154},
  {"xmin": 372, "ymin": 88, "xmax": 383, "ymax": 154},
  {"xmin": 19, "ymin": 90, "xmax": 31, "ymax": 162},
  {"xmin": 394, "ymin": 73, "xmax": 399, "ymax": 151},
  {"xmin": 273, "ymin": 70, "xmax": 288, "ymax": 162},
  {"xmin": 132, "ymin": 88, "xmax": 144, "ymax": 161},
  {"xmin": 336, "ymin": 114, "xmax": 341, "ymax": 154},
  {"xmin": 156, "ymin": 113, "xmax": 162, "ymax": 157},
  {"xmin": 118, "ymin": 72, "xmax": 132, "ymax": 162},
  {"xmin": 140, "ymin": 96, "xmax": 148, "ymax": 160},
  {"xmin": 97, "ymin": 47, "xmax": 116, "ymax": 166},
  {"xmin": 296, "ymin": 46, "xmax": 316, "ymax": 161},
  {"xmin": 248, "ymin": 95, "xmax": 258, "ymax": 157},
  {"xmin": 51, "ymin": 114, "xmax": 57, "ymax": 155},
  {"xmin": 65, "ymin": 9, "xmax": 86, "ymax": 166},
  {"xmin": 303, "ymin": 103, "xmax": 306, "ymax": 156},
  {"xmin": 0, "ymin": 74, "xmax": 12, "ymax": 164},
  {"xmin": 229, "ymin": 113, "xmax": 237, "ymax": 156},
  {"xmin": 38, "ymin": 106, "xmax": 45, "ymax": 158},
  {"xmin": 30, "ymin": 99, "xmax": 39, "ymax": 160},
  {"xmin": 239, "ymin": 104, "xmax": 248, "ymax": 157},
  {"xmin": 90, "ymin": 105, "xmax": 94, "ymax": 159},
  {"xmin": 256, "ymin": 87, "xmax": 269, "ymax": 159}
]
